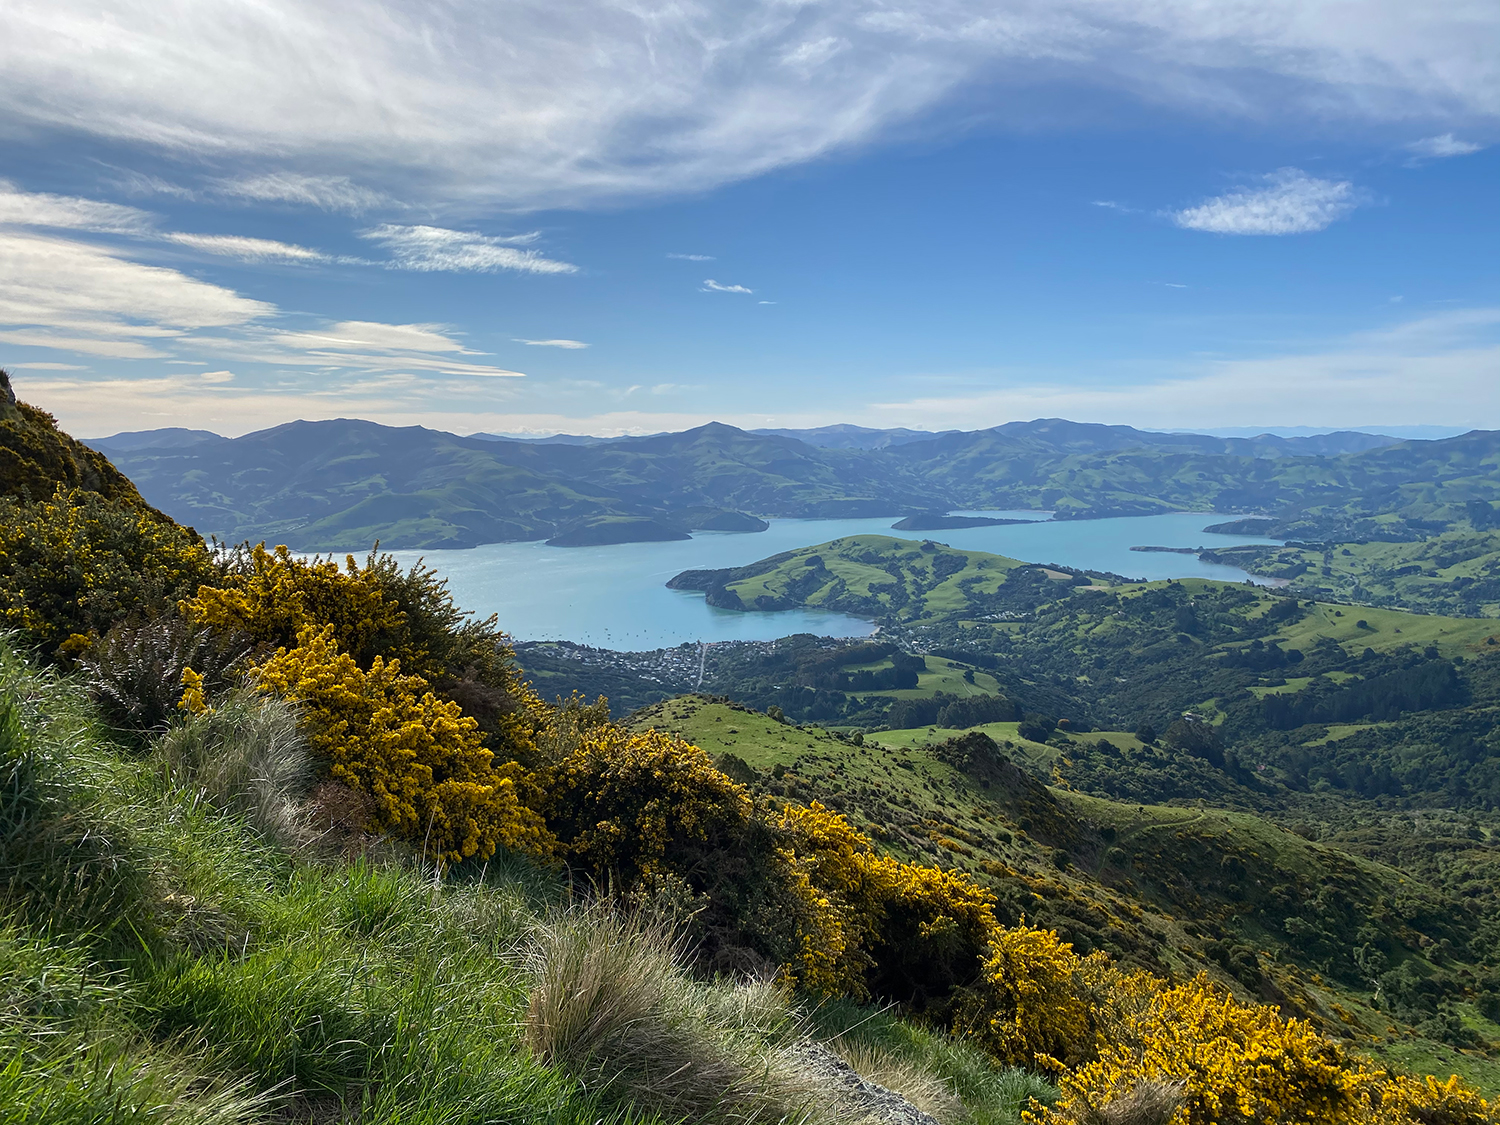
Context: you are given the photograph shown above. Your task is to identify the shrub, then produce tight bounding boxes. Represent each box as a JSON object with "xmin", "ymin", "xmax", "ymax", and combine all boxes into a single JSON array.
[
  {"xmin": 545, "ymin": 723, "xmax": 755, "ymax": 888},
  {"xmin": 1037, "ymin": 974, "xmax": 1365, "ymax": 1125},
  {"xmin": 181, "ymin": 544, "xmax": 405, "ymax": 669},
  {"xmin": 954, "ymin": 923, "xmax": 1116, "ymax": 1073},
  {"xmin": 182, "ymin": 543, "xmax": 543, "ymax": 761},
  {"xmin": 252, "ymin": 625, "xmax": 551, "ymax": 865},
  {"xmin": 775, "ymin": 802, "xmax": 1000, "ymax": 1010},
  {"xmin": 0, "ymin": 487, "xmax": 214, "ymax": 659}
]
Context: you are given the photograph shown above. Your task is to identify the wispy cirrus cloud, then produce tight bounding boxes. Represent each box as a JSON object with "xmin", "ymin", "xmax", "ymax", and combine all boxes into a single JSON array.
[
  {"xmin": 1406, "ymin": 134, "xmax": 1484, "ymax": 159},
  {"xmin": 668, "ymin": 253, "xmax": 715, "ymax": 261},
  {"xmin": 514, "ymin": 338, "xmax": 589, "ymax": 348},
  {"xmin": 702, "ymin": 279, "xmax": 753, "ymax": 294},
  {"xmin": 163, "ymin": 232, "xmax": 329, "ymax": 262},
  {"xmin": 212, "ymin": 173, "xmax": 391, "ymax": 213},
  {"xmin": 1171, "ymin": 169, "xmax": 1362, "ymax": 235},
  {"xmin": 3, "ymin": 2, "xmax": 1496, "ymax": 209},
  {"xmin": 0, "ymin": 228, "xmax": 274, "ymax": 358},
  {"xmin": 363, "ymin": 224, "xmax": 576, "ymax": 274},
  {"xmin": 0, "ymin": 181, "xmax": 338, "ymax": 266},
  {"xmin": 0, "ymin": 184, "xmax": 529, "ymax": 378},
  {"xmin": 0, "ymin": 181, "xmax": 154, "ymax": 234}
]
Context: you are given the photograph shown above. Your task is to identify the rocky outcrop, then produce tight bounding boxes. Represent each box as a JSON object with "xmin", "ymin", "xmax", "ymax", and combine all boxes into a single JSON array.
[{"xmin": 781, "ymin": 1042, "xmax": 943, "ymax": 1125}]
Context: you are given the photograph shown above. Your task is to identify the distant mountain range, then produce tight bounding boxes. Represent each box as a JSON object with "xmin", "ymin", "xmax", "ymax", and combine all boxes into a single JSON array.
[{"xmin": 86, "ymin": 417, "xmax": 1497, "ymax": 551}]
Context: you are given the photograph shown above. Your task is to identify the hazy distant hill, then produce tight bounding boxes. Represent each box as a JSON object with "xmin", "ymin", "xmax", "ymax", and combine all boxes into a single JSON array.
[
  {"xmin": 94, "ymin": 419, "xmax": 942, "ymax": 550},
  {"xmin": 749, "ymin": 423, "xmax": 957, "ymax": 449},
  {"xmin": 90, "ymin": 414, "xmax": 1497, "ymax": 551}
]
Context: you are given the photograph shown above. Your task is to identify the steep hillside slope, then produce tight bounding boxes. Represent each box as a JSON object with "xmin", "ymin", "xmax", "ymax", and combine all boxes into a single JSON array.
[{"xmin": 0, "ymin": 369, "xmax": 166, "ymax": 516}]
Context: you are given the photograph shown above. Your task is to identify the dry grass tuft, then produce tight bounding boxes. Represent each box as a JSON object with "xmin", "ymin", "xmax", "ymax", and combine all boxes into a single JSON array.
[
  {"xmin": 834, "ymin": 1039, "xmax": 966, "ymax": 1124},
  {"xmin": 523, "ymin": 905, "xmax": 827, "ymax": 1125},
  {"xmin": 1077, "ymin": 1079, "xmax": 1185, "ymax": 1125},
  {"xmin": 154, "ymin": 689, "xmax": 313, "ymax": 848}
]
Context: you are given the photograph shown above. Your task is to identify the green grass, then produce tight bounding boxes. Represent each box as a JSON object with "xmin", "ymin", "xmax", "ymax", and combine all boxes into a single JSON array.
[
  {"xmin": 718, "ymin": 535, "xmax": 1028, "ymax": 621},
  {"xmin": 1, "ymin": 646, "xmax": 1059, "ymax": 1125},
  {"xmin": 1269, "ymin": 601, "xmax": 1498, "ymax": 657}
]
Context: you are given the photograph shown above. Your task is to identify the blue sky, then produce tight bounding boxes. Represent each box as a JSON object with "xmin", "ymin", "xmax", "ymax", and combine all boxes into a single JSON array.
[{"xmin": 0, "ymin": 1, "xmax": 1496, "ymax": 438}]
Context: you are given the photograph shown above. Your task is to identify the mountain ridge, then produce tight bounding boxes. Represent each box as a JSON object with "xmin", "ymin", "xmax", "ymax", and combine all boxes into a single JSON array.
[{"xmin": 83, "ymin": 409, "xmax": 1498, "ymax": 552}]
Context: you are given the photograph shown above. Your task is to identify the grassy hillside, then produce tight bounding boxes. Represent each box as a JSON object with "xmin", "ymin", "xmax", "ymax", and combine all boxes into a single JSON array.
[
  {"xmin": 626, "ymin": 694, "xmax": 1500, "ymax": 1096},
  {"xmin": 1205, "ymin": 531, "xmax": 1500, "ymax": 617},
  {"xmin": 1, "ymin": 650, "xmax": 1047, "ymax": 1125},
  {"xmin": 1, "ymin": 369, "xmax": 168, "ymax": 518}
]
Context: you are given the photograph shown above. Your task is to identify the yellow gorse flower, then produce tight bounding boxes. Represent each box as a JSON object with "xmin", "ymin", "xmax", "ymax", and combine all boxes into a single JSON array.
[
  {"xmin": 253, "ymin": 624, "xmax": 552, "ymax": 865},
  {"xmin": 177, "ymin": 666, "xmax": 209, "ymax": 715}
]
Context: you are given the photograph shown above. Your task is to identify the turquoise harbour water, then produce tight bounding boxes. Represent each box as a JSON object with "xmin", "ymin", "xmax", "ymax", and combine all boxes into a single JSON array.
[{"xmin": 387, "ymin": 512, "xmax": 1282, "ymax": 650}]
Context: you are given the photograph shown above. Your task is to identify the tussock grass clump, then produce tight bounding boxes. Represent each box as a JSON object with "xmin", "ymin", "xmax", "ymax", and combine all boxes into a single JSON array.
[
  {"xmin": 809, "ymin": 997, "xmax": 1057, "ymax": 1125},
  {"xmin": 1072, "ymin": 1080, "xmax": 1184, "ymax": 1125},
  {"xmin": 154, "ymin": 688, "xmax": 313, "ymax": 849},
  {"xmin": 524, "ymin": 907, "xmax": 824, "ymax": 1125}
]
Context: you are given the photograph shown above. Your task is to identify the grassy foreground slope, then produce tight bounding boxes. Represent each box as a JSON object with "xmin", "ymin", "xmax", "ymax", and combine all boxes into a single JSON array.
[{"xmin": 0, "ymin": 648, "xmax": 1047, "ymax": 1125}]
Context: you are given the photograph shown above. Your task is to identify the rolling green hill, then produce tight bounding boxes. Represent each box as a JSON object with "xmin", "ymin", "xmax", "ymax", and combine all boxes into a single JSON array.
[{"xmin": 624, "ymin": 695, "xmax": 1500, "ymax": 1094}]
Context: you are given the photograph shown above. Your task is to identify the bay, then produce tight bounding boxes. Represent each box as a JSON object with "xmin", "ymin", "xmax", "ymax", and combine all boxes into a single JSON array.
[{"xmin": 388, "ymin": 511, "xmax": 1281, "ymax": 650}]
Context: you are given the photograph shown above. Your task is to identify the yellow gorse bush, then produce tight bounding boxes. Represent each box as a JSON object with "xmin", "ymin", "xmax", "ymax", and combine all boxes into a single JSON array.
[
  {"xmin": 177, "ymin": 667, "xmax": 209, "ymax": 716},
  {"xmin": 182, "ymin": 543, "xmax": 405, "ymax": 666},
  {"xmin": 0, "ymin": 486, "xmax": 212, "ymax": 655},
  {"xmin": 546, "ymin": 722, "xmax": 756, "ymax": 881},
  {"xmin": 955, "ymin": 919, "xmax": 1118, "ymax": 1075},
  {"xmin": 765, "ymin": 805, "xmax": 1497, "ymax": 1125},
  {"xmin": 1015, "ymin": 966, "xmax": 1497, "ymax": 1125},
  {"xmin": 775, "ymin": 802, "xmax": 1001, "ymax": 1003},
  {"xmin": 253, "ymin": 624, "xmax": 552, "ymax": 864},
  {"xmin": 1036, "ymin": 972, "xmax": 1358, "ymax": 1124},
  {"xmin": 1368, "ymin": 1073, "xmax": 1497, "ymax": 1125}
]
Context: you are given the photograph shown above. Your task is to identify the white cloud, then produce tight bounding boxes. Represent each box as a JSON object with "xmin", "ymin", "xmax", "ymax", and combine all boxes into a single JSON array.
[
  {"xmin": 703, "ymin": 279, "xmax": 753, "ymax": 294},
  {"xmin": 363, "ymin": 225, "xmax": 577, "ymax": 274},
  {"xmin": 7, "ymin": 361, "xmax": 86, "ymax": 370},
  {"xmin": 163, "ymin": 232, "xmax": 328, "ymax": 262},
  {"xmin": 668, "ymin": 253, "xmax": 715, "ymax": 261},
  {"xmin": 213, "ymin": 173, "xmax": 390, "ymax": 212},
  {"xmin": 1, "ymin": 2, "xmax": 1495, "ymax": 209},
  {"xmin": 272, "ymin": 320, "xmax": 473, "ymax": 354},
  {"xmin": 1172, "ymin": 169, "xmax": 1360, "ymax": 235},
  {"xmin": 162, "ymin": 232, "xmax": 330, "ymax": 264},
  {"xmin": 1407, "ymin": 133, "xmax": 1484, "ymax": 158},
  {"xmin": 0, "ymin": 215, "xmax": 528, "ymax": 376},
  {"xmin": 0, "ymin": 229, "xmax": 273, "ymax": 359},
  {"xmin": 514, "ymin": 338, "xmax": 589, "ymax": 349},
  {"xmin": 0, "ymin": 330, "xmax": 171, "ymax": 360},
  {"xmin": 0, "ymin": 181, "xmax": 154, "ymax": 233}
]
